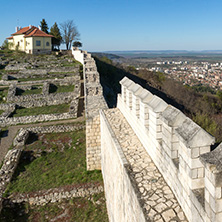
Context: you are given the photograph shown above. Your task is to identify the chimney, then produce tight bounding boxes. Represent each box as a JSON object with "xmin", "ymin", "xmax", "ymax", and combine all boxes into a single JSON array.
[
  {"xmin": 38, "ymin": 25, "xmax": 41, "ymax": 30},
  {"xmin": 15, "ymin": 27, "xmax": 19, "ymax": 32},
  {"xmin": 29, "ymin": 24, "xmax": 32, "ymax": 29}
]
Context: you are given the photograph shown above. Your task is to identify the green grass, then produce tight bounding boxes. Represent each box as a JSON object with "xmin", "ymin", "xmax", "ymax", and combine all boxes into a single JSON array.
[
  {"xmin": 12, "ymin": 104, "xmax": 70, "ymax": 117},
  {"xmin": 0, "ymin": 87, "xmax": 8, "ymax": 103},
  {"xmin": 16, "ymin": 86, "xmax": 42, "ymax": 96},
  {"xmin": 4, "ymin": 129, "xmax": 103, "ymax": 194},
  {"xmin": 61, "ymin": 63, "xmax": 77, "ymax": 67},
  {"xmin": 0, "ymin": 110, "xmax": 4, "ymax": 115},
  {"xmin": 49, "ymin": 84, "xmax": 74, "ymax": 93},
  {"xmin": 22, "ymin": 88, "xmax": 42, "ymax": 95},
  {"xmin": 48, "ymin": 71, "xmax": 75, "ymax": 75},
  {"xmin": 0, "ymin": 193, "xmax": 108, "ymax": 222},
  {"xmin": 17, "ymin": 76, "xmax": 64, "ymax": 82},
  {"xmin": 70, "ymin": 193, "xmax": 109, "ymax": 222}
]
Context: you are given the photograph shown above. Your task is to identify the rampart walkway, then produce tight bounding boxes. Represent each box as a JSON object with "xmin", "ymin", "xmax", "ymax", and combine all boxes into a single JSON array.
[{"xmin": 104, "ymin": 108, "xmax": 187, "ymax": 222}]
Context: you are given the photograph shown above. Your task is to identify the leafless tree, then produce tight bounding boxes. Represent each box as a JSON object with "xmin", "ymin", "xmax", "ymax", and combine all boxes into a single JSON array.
[{"xmin": 60, "ymin": 20, "xmax": 80, "ymax": 50}]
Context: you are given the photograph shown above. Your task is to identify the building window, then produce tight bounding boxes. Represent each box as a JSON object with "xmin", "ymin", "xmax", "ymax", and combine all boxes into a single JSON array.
[
  {"xmin": 36, "ymin": 40, "xmax": 41, "ymax": 46},
  {"xmin": 46, "ymin": 42, "xmax": 50, "ymax": 46}
]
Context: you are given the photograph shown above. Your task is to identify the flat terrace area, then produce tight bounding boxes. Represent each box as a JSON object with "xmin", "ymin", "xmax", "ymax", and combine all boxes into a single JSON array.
[{"xmin": 104, "ymin": 108, "xmax": 188, "ymax": 222}]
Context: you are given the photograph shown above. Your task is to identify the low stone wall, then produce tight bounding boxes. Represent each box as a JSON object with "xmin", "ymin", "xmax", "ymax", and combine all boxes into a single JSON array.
[
  {"xmin": 26, "ymin": 124, "xmax": 85, "ymax": 134},
  {"xmin": 5, "ymin": 63, "xmax": 29, "ymax": 71},
  {"xmin": 0, "ymin": 113, "xmax": 76, "ymax": 127},
  {"xmin": 0, "ymin": 123, "xmax": 86, "ymax": 212},
  {"xmin": 0, "ymin": 104, "xmax": 16, "ymax": 118},
  {"xmin": 16, "ymin": 66, "xmax": 79, "ymax": 76},
  {"xmin": 10, "ymin": 183, "xmax": 103, "ymax": 206},
  {"xmin": 0, "ymin": 80, "xmax": 80, "ymax": 122},
  {"xmin": 42, "ymin": 82, "xmax": 49, "ymax": 96},
  {"xmin": 100, "ymin": 110, "xmax": 146, "ymax": 222},
  {"xmin": 13, "ymin": 129, "xmax": 29, "ymax": 147},
  {"xmin": 0, "ymin": 82, "xmax": 80, "ymax": 125},
  {"xmin": 0, "ymin": 148, "xmax": 23, "ymax": 212},
  {"xmin": 117, "ymin": 77, "xmax": 222, "ymax": 222},
  {"xmin": 7, "ymin": 80, "xmax": 79, "ymax": 102},
  {"xmin": 7, "ymin": 84, "xmax": 16, "ymax": 101},
  {"xmin": 0, "ymin": 80, "xmax": 18, "ymax": 85},
  {"xmin": 0, "ymin": 76, "xmax": 79, "ymax": 86},
  {"xmin": 8, "ymin": 91, "xmax": 74, "ymax": 103}
]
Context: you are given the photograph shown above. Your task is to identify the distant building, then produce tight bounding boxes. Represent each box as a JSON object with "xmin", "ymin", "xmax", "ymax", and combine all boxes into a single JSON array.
[{"xmin": 6, "ymin": 25, "xmax": 53, "ymax": 54}]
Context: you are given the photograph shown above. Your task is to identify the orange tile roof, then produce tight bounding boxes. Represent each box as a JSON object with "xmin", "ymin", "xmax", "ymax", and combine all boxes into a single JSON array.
[
  {"xmin": 24, "ymin": 28, "xmax": 54, "ymax": 38},
  {"xmin": 11, "ymin": 26, "xmax": 53, "ymax": 38},
  {"xmin": 12, "ymin": 26, "xmax": 32, "ymax": 35},
  {"xmin": 6, "ymin": 36, "xmax": 13, "ymax": 39}
]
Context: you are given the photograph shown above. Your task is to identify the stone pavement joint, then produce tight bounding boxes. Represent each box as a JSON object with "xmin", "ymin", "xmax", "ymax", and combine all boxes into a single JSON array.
[{"xmin": 104, "ymin": 108, "xmax": 188, "ymax": 222}]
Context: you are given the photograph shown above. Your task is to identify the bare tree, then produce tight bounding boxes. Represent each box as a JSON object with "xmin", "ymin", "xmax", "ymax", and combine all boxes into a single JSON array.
[{"xmin": 60, "ymin": 20, "xmax": 80, "ymax": 50}]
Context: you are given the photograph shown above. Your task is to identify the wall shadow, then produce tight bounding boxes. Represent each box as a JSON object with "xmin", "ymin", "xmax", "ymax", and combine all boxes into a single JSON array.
[{"xmin": 94, "ymin": 57, "xmax": 185, "ymax": 112}]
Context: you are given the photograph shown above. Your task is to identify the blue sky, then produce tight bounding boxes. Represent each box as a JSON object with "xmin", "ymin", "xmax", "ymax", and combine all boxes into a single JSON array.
[{"xmin": 1, "ymin": 0, "xmax": 222, "ymax": 52}]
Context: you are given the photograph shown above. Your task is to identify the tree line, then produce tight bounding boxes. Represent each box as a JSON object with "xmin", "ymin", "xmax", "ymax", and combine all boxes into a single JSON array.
[{"xmin": 39, "ymin": 18, "xmax": 82, "ymax": 50}]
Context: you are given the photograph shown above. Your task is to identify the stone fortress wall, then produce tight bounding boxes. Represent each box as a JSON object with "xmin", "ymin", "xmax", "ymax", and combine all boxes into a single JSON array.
[
  {"xmin": 115, "ymin": 77, "xmax": 222, "ymax": 222},
  {"xmin": 72, "ymin": 48, "xmax": 222, "ymax": 222},
  {"xmin": 72, "ymin": 48, "xmax": 108, "ymax": 171},
  {"xmin": 1, "ymin": 48, "xmax": 221, "ymax": 220},
  {"xmin": 100, "ymin": 110, "xmax": 147, "ymax": 222}
]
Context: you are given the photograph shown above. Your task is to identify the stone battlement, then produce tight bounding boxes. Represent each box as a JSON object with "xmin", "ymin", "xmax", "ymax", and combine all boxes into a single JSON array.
[
  {"xmin": 117, "ymin": 76, "xmax": 222, "ymax": 222},
  {"xmin": 71, "ymin": 48, "xmax": 222, "ymax": 221}
]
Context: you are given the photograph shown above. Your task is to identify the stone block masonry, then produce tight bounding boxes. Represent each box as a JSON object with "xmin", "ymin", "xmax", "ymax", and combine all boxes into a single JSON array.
[
  {"xmin": 117, "ymin": 76, "xmax": 222, "ymax": 222},
  {"xmin": 100, "ymin": 108, "xmax": 188, "ymax": 222},
  {"xmin": 72, "ymin": 48, "xmax": 107, "ymax": 171},
  {"xmin": 73, "ymin": 49, "xmax": 222, "ymax": 221}
]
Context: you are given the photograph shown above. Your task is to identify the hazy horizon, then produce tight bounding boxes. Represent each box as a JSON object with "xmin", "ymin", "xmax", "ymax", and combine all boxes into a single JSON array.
[{"xmin": 2, "ymin": 0, "xmax": 222, "ymax": 52}]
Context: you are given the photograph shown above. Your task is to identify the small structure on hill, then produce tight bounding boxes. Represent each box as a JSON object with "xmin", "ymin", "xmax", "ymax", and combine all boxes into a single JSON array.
[{"xmin": 6, "ymin": 25, "xmax": 53, "ymax": 54}]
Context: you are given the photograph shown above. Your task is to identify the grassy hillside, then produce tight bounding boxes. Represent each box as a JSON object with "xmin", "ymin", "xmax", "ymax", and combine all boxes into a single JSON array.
[{"xmin": 94, "ymin": 56, "xmax": 222, "ymax": 144}]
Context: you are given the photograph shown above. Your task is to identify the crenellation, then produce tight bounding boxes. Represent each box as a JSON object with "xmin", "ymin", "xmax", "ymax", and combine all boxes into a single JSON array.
[
  {"xmin": 67, "ymin": 49, "xmax": 222, "ymax": 221},
  {"xmin": 116, "ymin": 76, "xmax": 222, "ymax": 221}
]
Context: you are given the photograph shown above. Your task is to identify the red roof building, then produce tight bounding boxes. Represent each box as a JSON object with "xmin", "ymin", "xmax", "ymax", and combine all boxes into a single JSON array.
[{"xmin": 7, "ymin": 25, "xmax": 54, "ymax": 54}]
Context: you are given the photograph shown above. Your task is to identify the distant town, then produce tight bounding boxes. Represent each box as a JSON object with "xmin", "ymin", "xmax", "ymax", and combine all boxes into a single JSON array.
[
  {"xmin": 147, "ymin": 60, "xmax": 222, "ymax": 90},
  {"xmin": 107, "ymin": 51, "xmax": 222, "ymax": 91}
]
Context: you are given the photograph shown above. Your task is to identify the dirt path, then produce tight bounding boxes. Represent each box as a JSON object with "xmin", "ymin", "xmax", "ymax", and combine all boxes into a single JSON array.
[{"xmin": 0, "ymin": 116, "xmax": 85, "ymax": 164}]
